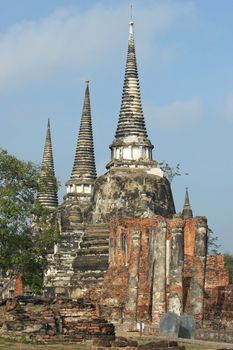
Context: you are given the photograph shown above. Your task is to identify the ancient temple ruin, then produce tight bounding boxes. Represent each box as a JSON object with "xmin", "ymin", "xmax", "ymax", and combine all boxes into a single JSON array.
[{"xmin": 33, "ymin": 20, "xmax": 232, "ymax": 329}]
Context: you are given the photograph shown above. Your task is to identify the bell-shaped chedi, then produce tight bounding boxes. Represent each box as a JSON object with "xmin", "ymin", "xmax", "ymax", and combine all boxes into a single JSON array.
[
  {"xmin": 37, "ymin": 119, "xmax": 58, "ymax": 210},
  {"xmin": 92, "ymin": 21, "xmax": 175, "ymax": 222}
]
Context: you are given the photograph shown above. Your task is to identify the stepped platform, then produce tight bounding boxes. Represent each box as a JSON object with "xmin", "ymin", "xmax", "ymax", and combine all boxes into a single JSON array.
[
  {"xmin": 44, "ymin": 223, "xmax": 110, "ymax": 296},
  {"xmin": 71, "ymin": 223, "xmax": 109, "ymax": 290}
]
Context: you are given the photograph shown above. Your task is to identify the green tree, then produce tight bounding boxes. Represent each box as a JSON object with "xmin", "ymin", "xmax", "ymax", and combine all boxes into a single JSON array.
[
  {"xmin": 0, "ymin": 148, "xmax": 58, "ymax": 293},
  {"xmin": 158, "ymin": 161, "xmax": 181, "ymax": 183},
  {"xmin": 224, "ymin": 254, "xmax": 233, "ymax": 284},
  {"xmin": 207, "ymin": 228, "xmax": 221, "ymax": 255}
]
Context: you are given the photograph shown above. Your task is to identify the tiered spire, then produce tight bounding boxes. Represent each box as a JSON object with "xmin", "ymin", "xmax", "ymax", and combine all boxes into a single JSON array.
[
  {"xmin": 182, "ymin": 188, "xmax": 193, "ymax": 219},
  {"xmin": 108, "ymin": 20, "xmax": 155, "ymax": 170},
  {"xmin": 115, "ymin": 21, "xmax": 148, "ymax": 139},
  {"xmin": 66, "ymin": 81, "xmax": 96, "ymax": 195},
  {"xmin": 38, "ymin": 119, "xmax": 58, "ymax": 209}
]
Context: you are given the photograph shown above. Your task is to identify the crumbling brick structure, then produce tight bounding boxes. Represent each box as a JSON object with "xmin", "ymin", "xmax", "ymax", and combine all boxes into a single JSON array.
[
  {"xmin": 203, "ymin": 255, "xmax": 232, "ymax": 329},
  {"xmin": 97, "ymin": 215, "xmax": 232, "ymax": 331},
  {"xmin": 99, "ymin": 216, "xmax": 209, "ymax": 327},
  {"xmin": 2, "ymin": 297, "xmax": 115, "ymax": 341}
]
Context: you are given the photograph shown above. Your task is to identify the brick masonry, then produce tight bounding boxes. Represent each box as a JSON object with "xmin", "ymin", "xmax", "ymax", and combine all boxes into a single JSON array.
[
  {"xmin": 13, "ymin": 274, "xmax": 23, "ymax": 298},
  {"xmin": 95, "ymin": 214, "xmax": 233, "ymax": 331},
  {"xmin": 10, "ymin": 212, "xmax": 233, "ymax": 333},
  {"xmin": 99, "ymin": 215, "xmax": 209, "ymax": 326},
  {"xmin": 1, "ymin": 297, "xmax": 115, "ymax": 340}
]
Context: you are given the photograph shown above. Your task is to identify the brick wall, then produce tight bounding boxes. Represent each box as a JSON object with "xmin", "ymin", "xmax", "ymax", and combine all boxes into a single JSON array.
[
  {"xmin": 205, "ymin": 256, "xmax": 229, "ymax": 289},
  {"xmin": 100, "ymin": 215, "xmax": 209, "ymax": 325}
]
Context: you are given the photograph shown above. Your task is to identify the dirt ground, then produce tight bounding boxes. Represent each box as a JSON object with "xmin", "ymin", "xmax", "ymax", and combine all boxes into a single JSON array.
[
  {"xmin": 0, "ymin": 335, "xmax": 232, "ymax": 350},
  {"xmin": 0, "ymin": 338, "xmax": 90, "ymax": 350},
  {"xmin": 0, "ymin": 326, "xmax": 232, "ymax": 350}
]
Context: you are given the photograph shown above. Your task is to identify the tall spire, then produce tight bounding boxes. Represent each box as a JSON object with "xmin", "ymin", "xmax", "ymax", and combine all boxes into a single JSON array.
[
  {"xmin": 115, "ymin": 20, "xmax": 148, "ymax": 139},
  {"xmin": 66, "ymin": 81, "xmax": 96, "ymax": 196},
  {"xmin": 182, "ymin": 188, "xmax": 193, "ymax": 219},
  {"xmin": 38, "ymin": 119, "xmax": 58, "ymax": 209},
  {"xmin": 107, "ymin": 20, "xmax": 155, "ymax": 170}
]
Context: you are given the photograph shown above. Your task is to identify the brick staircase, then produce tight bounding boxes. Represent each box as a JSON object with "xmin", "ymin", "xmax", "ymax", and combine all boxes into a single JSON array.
[
  {"xmin": 44, "ymin": 228, "xmax": 84, "ymax": 292},
  {"xmin": 71, "ymin": 223, "xmax": 109, "ymax": 289},
  {"xmin": 44, "ymin": 223, "xmax": 109, "ymax": 295}
]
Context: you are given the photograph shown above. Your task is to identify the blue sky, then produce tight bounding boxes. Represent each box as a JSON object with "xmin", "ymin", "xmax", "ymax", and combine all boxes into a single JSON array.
[{"xmin": 0, "ymin": 0, "xmax": 233, "ymax": 253}]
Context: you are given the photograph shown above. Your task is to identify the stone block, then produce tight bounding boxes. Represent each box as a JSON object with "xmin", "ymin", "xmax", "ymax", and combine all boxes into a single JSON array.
[
  {"xmin": 111, "ymin": 341, "xmax": 127, "ymax": 347},
  {"xmin": 4, "ymin": 321, "xmax": 24, "ymax": 331},
  {"xmin": 22, "ymin": 324, "xmax": 44, "ymax": 334},
  {"xmin": 159, "ymin": 312, "xmax": 180, "ymax": 338},
  {"xmin": 138, "ymin": 341, "xmax": 181, "ymax": 349},
  {"xmin": 178, "ymin": 314, "xmax": 195, "ymax": 339},
  {"xmin": 93, "ymin": 339, "xmax": 112, "ymax": 347},
  {"xmin": 127, "ymin": 340, "xmax": 138, "ymax": 347}
]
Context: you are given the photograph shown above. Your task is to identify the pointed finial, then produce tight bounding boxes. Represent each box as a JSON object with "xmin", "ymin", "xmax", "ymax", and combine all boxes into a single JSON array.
[
  {"xmin": 185, "ymin": 187, "xmax": 190, "ymax": 204},
  {"xmin": 130, "ymin": 4, "xmax": 133, "ymax": 20},
  {"xmin": 129, "ymin": 5, "xmax": 134, "ymax": 37},
  {"xmin": 85, "ymin": 80, "xmax": 89, "ymax": 87}
]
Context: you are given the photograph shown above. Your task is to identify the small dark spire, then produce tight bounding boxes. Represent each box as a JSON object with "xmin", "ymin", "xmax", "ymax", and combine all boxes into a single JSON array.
[
  {"xmin": 38, "ymin": 119, "xmax": 58, "ymax": 209},
  {"xmin": 70, "ymin": 81, "xmax": 97, "ymax": 182},
  {"xmin": 182, "ymin": 187, "xmax": 193, "ymax": 219}
]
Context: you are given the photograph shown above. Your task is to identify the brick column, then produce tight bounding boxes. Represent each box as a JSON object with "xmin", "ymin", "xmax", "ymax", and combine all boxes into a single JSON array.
[
  {"xmin": 168, "ymin": 217, "xmax": 184, "ymax": 315},
  {"xmin": 14, "ymin": 274, "xmax": 23, "ymax": 298},
  {"xmin": 152, "ymin": 219, "xmax": 167, "ymax": 324},
  {"xmin": 124, "ymin": 229, "xmax": 141, "ymax": 324},
  {"xmin": 189, "ymin": 216, "xmax": 208, "ymax": 321},
  {"xmin": 109, "ymin": 219, "xmax": 118, "ymax": 266}
]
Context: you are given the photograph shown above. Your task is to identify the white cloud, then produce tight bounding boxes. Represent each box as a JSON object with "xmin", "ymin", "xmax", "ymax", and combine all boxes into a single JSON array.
[
  {"xmin": 0, "ymin": 1, "xmax": 197, "ymax": 92},
  {"xmin": 145, "ymin": 97, "xmax": 203, "ymax": 128}
]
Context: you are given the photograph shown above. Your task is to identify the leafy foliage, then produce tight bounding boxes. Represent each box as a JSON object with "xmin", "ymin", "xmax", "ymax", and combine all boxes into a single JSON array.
[
  {"xmin": 0, "ymin": 148, "xmax": 59, "ymax": 293},
  {"xmin": 158, "ymin": 161, "xmax": 181, "ymax": 183},
  {"xmin": 207, "ymin": 228, "xmax": 221, "ymax": 255},
  {"xmin": 224, "ymin": 254, "xmax": 233, "ymax": 284}
]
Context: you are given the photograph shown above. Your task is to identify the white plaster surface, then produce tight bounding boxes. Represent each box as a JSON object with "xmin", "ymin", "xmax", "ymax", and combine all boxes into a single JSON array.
[{"xmin": 147, "ymin": 167, "xmax": 164, "ymax": 177}]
